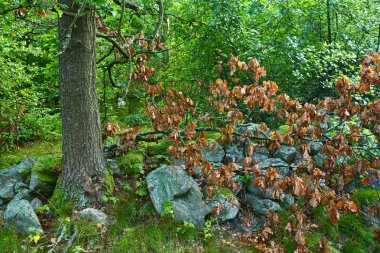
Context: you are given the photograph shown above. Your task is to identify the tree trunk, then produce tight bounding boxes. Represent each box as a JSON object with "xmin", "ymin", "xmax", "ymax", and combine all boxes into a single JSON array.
[
  {"xmin": 326, "ymin": 0, "xmax": 332, "ymax": 44},
  {"xmin": 58, "ymin": 0, "xmax": 106, "ymax": 205}
]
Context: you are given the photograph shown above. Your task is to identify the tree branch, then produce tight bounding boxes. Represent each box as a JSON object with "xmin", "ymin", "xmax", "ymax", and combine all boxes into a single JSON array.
[
  {"xmin": 151, "ymin": 0, "xmax": 164, "ymax": 42},
  {"xmin": 113, "ymin": 0, "xmax": 142, "ymax": 16},
  {"xmin": 96, "ymin": 32, "xmax": 130, "ymax": 59}
]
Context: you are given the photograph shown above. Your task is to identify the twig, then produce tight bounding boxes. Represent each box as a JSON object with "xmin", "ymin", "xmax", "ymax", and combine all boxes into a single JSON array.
[
  {"xmin": 61, "ymin": 224, "xmax": 78, "ymax": 253},
  {"xmin": 97, "ymin": 32, "xmax": 130, "ymax": 59},
  {"xmin": 47, "ymin": 222, "xmax": 67, "ymax": 253},
  {"xmin": 97, "ymin": 45, "xmax": 115, "ymax": 64}
]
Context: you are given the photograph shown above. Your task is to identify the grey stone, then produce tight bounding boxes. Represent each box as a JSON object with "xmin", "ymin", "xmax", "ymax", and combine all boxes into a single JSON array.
[
  {"xmin": 274, "ymin": 145, "xmax": 297, "ymax": 163},
  {"xmin": 79, "ymin": 208, "xmax": 108, "ymax": 224},
  {"xmin": 251, "ymin": 147, "xmax": 270, "ymax": 163},
  {"xmin": 313, "ymin": 153, "xmax": 327, "ymax": 168},
  {"xmin": 224, "ymin": 143, "xmax": 245, "ymax": 164},
  {"xmin": 206, "ymin": 187, "xmax": 239, "ymax": 222},
  {"xmin": 4, "ymin": 199, "xmax": 42, "ymax": 235},
  {"xmin": 0, "ymin": 181, "xmax": 16, "ymax": 200},
  {"xmin": 201, "ymin": 141, "xmax": 225, "ymax": 163},
  {"xmin": 293, "ymin": 152, "xmax": 303, "ymax": 166},
  {"xmin": 0, "ymin": 157, "xmax": 36, "ymax": 200},
  {"xmin": 0, "ymin": 198, "xmax": 4, "ymax": 208},
  {"xmin": 282, "ymin": 194, "xmax": 295, "ymax": 207},
  {"xmin": 231, "ymin": 215, "xmax": 266, "ymax": 232},
  {"xmin": 246, "ymin": 182, "xmax": 294, "ymax": 207},
  {"xmin": 30, "ymin": 198, "xmax": 43, "ymax": 209},
  {"xmin": 106, "ymin": 159, "xmax": 122, "ymax": 177},
  {"xmin": 14, "ymin": 182, "xmax": 29, "ymax": 192},
  {"xmin": 146, "ymin": 165, "xmax": 211, "ymax": 227},
  {"xmin": 29, "ymin": 174, "xmax": 55, "ymax": 197},
  {"xmin": 13, "ymin": 189, "xmax": 33, "ymax": 202},
  {"xmin": 236, "ymin": 123, "xmax": 267, "ymax": 136},
  {"xmin": 103, "ymin": 143, "xmax": 118, "ymax": 158},
  {"xmin": 309, "ymin": 141, "xmax": 323, "ymax": 155},
  {"xmin": 245, "ymin": 193, "xmax": 281, "ymax": 215},
  {"xmin": 256, "ymin": 158, "xmax": 290, "ymax": 179}
]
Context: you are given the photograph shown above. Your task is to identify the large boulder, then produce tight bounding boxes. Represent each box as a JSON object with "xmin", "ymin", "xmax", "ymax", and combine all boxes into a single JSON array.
[
  {"xmin": 245, "ymin": 193, "xmax": 281, "ymax": 215},
  {"xmin": 4, "ymin": 199, "xmax": 42, "ymax": 235},
  {"xmin": 256, "ymin": 158, "xmax": 290, "ymax": 179},
  {"xmin": 201, "ymin": 141, "xmax": 225, "ymax": 163},
  {"xmin": 0, "ymin": 157, "xmax": 36, "ymax": 200},
  {"xmin": 206, "ymin": 187, "xmax": 239, "ymax": 222},
  {"xmin": 146, "ymin": 166, "xmax": 210, "ymax": 227},
  {"xmin": 274, "ymin": 145, "xmax": 297, "ymax": 163}
]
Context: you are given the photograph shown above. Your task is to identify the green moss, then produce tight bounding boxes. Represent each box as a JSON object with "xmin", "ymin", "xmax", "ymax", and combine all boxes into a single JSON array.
[
  {"xmin": 206, "ymin": 131, "xmax": 223, "ymax": 141},
  {"xmin": 104, "ymin": 168, "xmax": 115, "ymax": 195},
  {"xmin": 278, "ymin": 125, "xmax": 290, "ymax": 135},
  {"xmin": 48, "ymin": 182, "xmax": 76, "ymax": 216},
  {"xmin": 0, "ymin": 229, "xmax": 21, "ymax": 252},
  {"xmin": 0, "ymin": 141, "xmax": 61, "ymax": 170},
  {"xmin": 31, "ymin": 155, "xmax": 61, "ymax": 184},
  {"xmin": 112, "ymin": 220, "xmax": 198, "ymax": 253},
  {"xmin": 117, "ymin": 151, "xmax": 145, "ymax": 175},
  {"xmin": 151, "ymin": 155, "xmax": 171, "ymax": 169},
  {"xmin": 207, "ymin": 186, "xmax": 235, "ymax": 199},
  {"xmin": 351, "ymin": 188, "xmax": 379, "ymax": 205},
  {"xmin": 144, "ymin": 139, "xmax": 172, "ymax": 156}
]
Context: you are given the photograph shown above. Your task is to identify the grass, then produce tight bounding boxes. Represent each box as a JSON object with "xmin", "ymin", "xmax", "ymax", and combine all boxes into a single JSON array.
[
  {"xmin": 351, "ymin": 188, "xmax": 380, "ymax": 205},
  {"xmin": 0, "ymin": 140, "xmax": 61, "ymax": 170},
  {"xmin": 0, "ymin": 229, "xmax": 21, "ymax": 253}
]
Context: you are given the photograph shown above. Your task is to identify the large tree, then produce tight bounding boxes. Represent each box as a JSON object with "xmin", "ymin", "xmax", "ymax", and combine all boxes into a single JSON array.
[{"xmin": 58, "ymin": 0, "xmax": 106, "ymax": 205}]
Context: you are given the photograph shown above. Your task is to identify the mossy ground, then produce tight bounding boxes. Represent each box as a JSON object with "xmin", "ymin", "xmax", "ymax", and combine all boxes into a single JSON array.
[
  {"xmin": 0, "ymin": 140, "xmax": 61, "ymax": 170},
  {"xmin": 0, "ymin": 229, "xmax": 21, "ymax": 252},
  {"xmin": 0, "ymin": 141, "xmax": 378, "ymax": 253}
]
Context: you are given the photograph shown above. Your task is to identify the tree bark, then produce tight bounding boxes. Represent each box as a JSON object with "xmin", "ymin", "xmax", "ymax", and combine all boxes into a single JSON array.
[
  {"xmin": 58, "ymin": 0, "xmax": 106, "ymax": 205},
  {"xmin": 326, "ymin": 0, "xmax": 332, "ymax": 44}
]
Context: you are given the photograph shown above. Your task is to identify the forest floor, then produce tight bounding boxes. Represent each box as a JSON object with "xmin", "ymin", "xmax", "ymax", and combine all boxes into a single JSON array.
[{"xmin": 0, "ymin": 140, "xmax": 378, "ymax": 253}]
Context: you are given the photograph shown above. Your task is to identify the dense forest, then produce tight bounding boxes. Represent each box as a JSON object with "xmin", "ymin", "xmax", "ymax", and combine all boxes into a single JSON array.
[{"xmin": 0, "ymin": 0, "xmax": 379, "ymax": 252}]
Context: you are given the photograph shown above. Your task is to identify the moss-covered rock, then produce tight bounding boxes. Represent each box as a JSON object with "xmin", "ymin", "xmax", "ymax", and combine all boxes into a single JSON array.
[
  {"xmin": 151, "ymin": 155, "xmax": 171, "ymax": 169},
  {"xmin": 117, "ymin": 151, "xmax": 145, "ymax": 176},
  {"xmin": 140, "ymin": 139, "xmax": 172, "ymax": 156},
  {"xmin": 29, "ymin": 156, "xmax": 61, "ymax": 197},
  {"xmin": 205, "ymin": 186, "xmax": 239, "ymax": 222}
]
